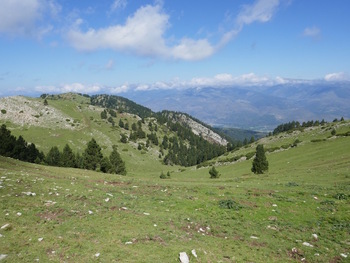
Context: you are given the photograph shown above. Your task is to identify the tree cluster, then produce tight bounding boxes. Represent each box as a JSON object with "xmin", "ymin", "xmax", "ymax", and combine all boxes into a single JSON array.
[
  {"xmin": 0, "ymin": 124, "xmax": 126, "ymax": 175},
  {"xmin": 0, "ymin": 125, "xmax": 44, "ymax": 163},
  {"xmin": 46, "ymin": 139, "xmax": 126, "ymax": 175},
  {"xmin": 162, "ymin": 121, "xmax": 226, "ymax": 167}
]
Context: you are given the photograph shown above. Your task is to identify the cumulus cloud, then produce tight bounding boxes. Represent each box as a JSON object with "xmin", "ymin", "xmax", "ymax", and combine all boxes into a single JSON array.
[
  {"xmin": 324, "ymin": 72, "xmax": 349, "ymax": 82},
  {"xmin": 67, "ymin": 0, "xmax": 281, "ymax": 61},
  {"xmin": 0, "ymin": 0, "xmax": 60, "ymax": 38},
  {"xmin": 36, "ymin": 83, "xmax": 102, "ymax": 94},
  {"xmin": 110, "ymin": 84, "xmax": 130, "ymax": 94},
  {"xmin": 303, "ymin": 26, "xmax": 321, "ymax": 38}
]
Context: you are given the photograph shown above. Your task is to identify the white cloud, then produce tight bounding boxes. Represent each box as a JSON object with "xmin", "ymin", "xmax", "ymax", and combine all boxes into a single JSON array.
[
  {"xmin": 303, "ymin": 26, "xmax": 321, "ymax": 38},
  {"xmin": 0, "ymin": 0, "xmax": 60, "ymax": 38},
  {"xmin": 324, "ymin": 72, "xmax": 349, "ymax": 82},
  {"xmin": 105, "ymin": 60, "xmax": 114, "ymax": 70},
  {"xmin": 67, "ymin": 4, "xmax": 216, "ymax": 61},
  {"xmin": 67, "ymin": 1, "xmax": 282, "ymax": 61},
  {"xmin": 111, "ymin": 0, "xmax": 127, "ymax": 12},
  {"xmin": 236, "ymin": 0, "xmax": 280, "ymax": 27},
  {"xmin": 35, "ymin": 83, "xmax": 102, "ymax": 94},
  {"xmin": 110, "ymin": 84, "xmax": 130, "ymax": 94}
]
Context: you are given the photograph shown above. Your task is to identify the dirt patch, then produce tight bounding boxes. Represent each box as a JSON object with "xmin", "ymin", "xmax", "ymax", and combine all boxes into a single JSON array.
[{"xmin": 37, "ymin": 208, "xmax": 65, "ymax": 222}]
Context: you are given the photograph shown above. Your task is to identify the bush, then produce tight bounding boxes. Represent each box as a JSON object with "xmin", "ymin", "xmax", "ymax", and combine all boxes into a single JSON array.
[
  {"xmin": 218, "ymin": 200, "xmax": 243, "ymax": 210},
  {"xmin": 1, "ymin": 109, "xmax": 6, "ymax": 114},
  {"xmin": 245, "ymin": 152, "xmax": 255, "ymax": 160},
  {"xmin": 209, "ymin": 166, "xmax": 220, "ymax": 179},
  {"xmin": 160, "ymin": 171, "xmax": 171, "ymax": 179}
]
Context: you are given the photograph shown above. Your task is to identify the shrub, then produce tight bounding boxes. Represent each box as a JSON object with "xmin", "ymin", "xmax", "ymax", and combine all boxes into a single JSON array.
[
  {"xmin": 209, "ymin": 166, "xmax": 220, "ymax": 179},
  {"xmin": 1, "ymin": 109, "xmax": 6, "ymax": 114},
  {"xmin": 218, "ymin": 199, "xmax": 242, "ymax": 210},
  {"xmin": 245, "ymin": 152, "xmax": 255, "ymax": 160},
  {"xmin": 333, "ymin": 193, "xmax": 348, "ymax": 200}
]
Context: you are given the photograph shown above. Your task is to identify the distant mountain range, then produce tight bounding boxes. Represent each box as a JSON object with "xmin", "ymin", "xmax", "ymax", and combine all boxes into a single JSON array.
[{"xmin": 123, "ymin": 81, "xmax": 350, "ymax": 131}]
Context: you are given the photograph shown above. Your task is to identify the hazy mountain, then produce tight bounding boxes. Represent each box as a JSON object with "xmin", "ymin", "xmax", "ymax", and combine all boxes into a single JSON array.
[{"xmin": 124, "ymin": 82, "xmax": 350, "ymax": 131}]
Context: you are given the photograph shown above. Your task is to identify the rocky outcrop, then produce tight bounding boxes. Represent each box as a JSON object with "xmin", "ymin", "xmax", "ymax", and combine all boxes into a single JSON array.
[
  {"xmin": 176, "ymin": 113, "xmax": 228, "ymax": 146},
  {"xmin": 0, "ymin": 96, "xmax": 81, "ymax": 130}
]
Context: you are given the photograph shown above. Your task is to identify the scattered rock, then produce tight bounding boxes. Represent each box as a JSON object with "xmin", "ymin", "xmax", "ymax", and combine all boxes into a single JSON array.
[
  {"xmin": 22, "ymin": 192, "xmax": 36, "ymax": 196},
  {"xmin": 17, "ymin": 212, "xmax": 22, "ymax": 216},
  {"xmin": 125, "ymin": 241, "xmax": 133, "ymax": 245},
  {"xmin": 88, "ymin": 210, "xmax": 93, "ymax": 215},
  {"xmin": 268, "ymin": 216, "xmax": 277, "ymax": 221},
  {"xmin": 191, "ymin": 249, "xmax": 198, "ymax": 258},
  {"xmin": 0, "ymin": 224, "xmax": 10, "ymax": 230},
  {"xmin": 340, "ymin": 253, "xmax": 348, "ymax": 258},
  {"xmin": 38, "ymin": 237, "xmax": 43, "ymax": 242},
  {"xmin": 179, "ymin": 252, "xmax": 189, "ymax": 263},
  {"xmin": 272, "ymin": 204, "xmax": 278, "ymax": 207},
  {"xmin": 250, "ymin": 236, "xmax": 259, "ymax": 239},
  {"xmin": 312, "ymin": 234, "xmax": 318, "ymax": 240},
  {"xmin": 302, "ymin": 242, "xmax": 313, "ymax": 247},
  {"xmin": 95, "ymin": 253, "xmax": 100, "ymax": 257},
  {"xmin": 0, "ymin": 254, "xmax": 8, "ymax": 261},
  {"xmin": 143, "ymin": 212, "xmax": 150, "ymax": 216},
  {"xmin": 313, "ymin": 196, "xmax": 318, "ymax": 200},
  {"xmin": 104, "ymin": 198, "xmax": 110, "ymax": 202}
]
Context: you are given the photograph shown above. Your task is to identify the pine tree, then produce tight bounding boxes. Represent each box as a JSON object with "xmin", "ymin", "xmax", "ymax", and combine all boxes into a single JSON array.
[
  {"xmin": 61, "ymin": 144, "xmax": 76, "ymax": 167},
  {"xmin": 109, "ymin": 145, "xmax": 126, "ymax": 175},
  {"xmin": 82, "ymin": 138, "xmax": 103, "ymax": 171},
  {"xmin": 251, "ymin": 144, "xmax": 269, "ymax": 174},
  {"xmin": 46, "ymin": 146, "xmax": 61, "ymax": 166}
]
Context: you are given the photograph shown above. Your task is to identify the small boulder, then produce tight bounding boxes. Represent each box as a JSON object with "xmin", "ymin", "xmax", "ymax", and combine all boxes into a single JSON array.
[{"xmin": 179, "ymin": 252, "xmax": 189, "ymax": 263}]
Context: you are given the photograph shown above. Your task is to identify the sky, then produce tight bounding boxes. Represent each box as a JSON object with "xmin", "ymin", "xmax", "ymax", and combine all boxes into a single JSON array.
[{"xmin": 0, "ymin": 0, "xmax": 350, "ymax": 97}]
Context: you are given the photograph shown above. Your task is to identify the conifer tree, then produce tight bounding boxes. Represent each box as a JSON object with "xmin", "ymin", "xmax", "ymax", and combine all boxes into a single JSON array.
[
  {"xmin": 251, "ymin": 144, "xmax": 269, "ymax": 174},
  {"xmin": 61, "ymin": 144, "xmax": 76, "ymax": 167},
  {"xmin": 83, "ymin": 138, "xmax": 103, "ymax": 171},
  {"xmin": 46, "ymin": 146, "xmax": 61, "ymax": 166},
  {"xmin": 109, "ymin": 145, "xmax": 126, "ymax": 175}
]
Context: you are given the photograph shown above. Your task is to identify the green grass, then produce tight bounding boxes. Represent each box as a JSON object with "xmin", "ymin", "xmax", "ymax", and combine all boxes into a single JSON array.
[{"xmin": 1, "ymin": 123, "xmax": 349, "ymax": 262}]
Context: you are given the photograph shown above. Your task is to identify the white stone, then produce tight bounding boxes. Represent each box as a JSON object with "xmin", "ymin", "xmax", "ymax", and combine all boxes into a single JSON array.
[
  {"xmin": 302, "ymin": 242, "xmax": 313, "ymax": 247},
  {"xmin": 272, "ymin": 204, "xmax": 278, "ymax": 207},
  {"xmin": 17, "ymin": 212, "xmax": 22, "ymax": 216},
  {"xmin": 179, "ymin": 252, "xmax": 189, "ymax": 263},
  {"xmin": 38, "ymin": 238, "xmax": 43, "ymax": 242},
  {"xmin": 0, "ymin": 254, "xmax": 8, "ymax": 261},
  {"xmin": 1, "ymin": 224, "xmax": 10, "ymax": 230},
  {"xmin": 125, "ymin": 241, "xmax": 133, "ymax": 245},
  {"xmin": 250, "ymin": 236, "xmax": 259, "ymax": 239},
  {"xmin": 340, "ymin": 253, "xmax": 348, "ymax": 258},
  {"xmin": 191, "ymin": 249, "xmax": 198, "ymax": 258},
  {"xmin": 88, "ymin": 210, "xmax": 93, "ymax": 214},
  {"xmin": 312, "ymin": 233, "xmax": 318, "ymax": 240},
  {"xmin": 143, "ymin": 212, "xmax": 150, "ymax": 216},
  {"xmin": 95, "ymin": 253, "xmax": 100, "ymax": 257},
  {"xmin": 104, "ymin": 198, "xmax": 110, "ymax": 202}
]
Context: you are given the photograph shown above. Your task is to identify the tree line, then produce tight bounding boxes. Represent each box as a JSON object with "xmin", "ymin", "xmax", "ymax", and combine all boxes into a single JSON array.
[
  {"xmin": 0, "ymin": 124, "xmax": 126, "ymax": 175},
  {"xmin": 272, "ymin": 117, "xmax": 345, "ymax": 135}
]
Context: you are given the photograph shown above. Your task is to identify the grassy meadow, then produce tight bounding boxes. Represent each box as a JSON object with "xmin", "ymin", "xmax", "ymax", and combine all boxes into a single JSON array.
[{"xmin": 1, "ymin": 119, "xmax": 349, "ymax": 262}]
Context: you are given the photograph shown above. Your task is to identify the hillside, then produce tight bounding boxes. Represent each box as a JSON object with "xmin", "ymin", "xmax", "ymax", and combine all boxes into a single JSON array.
[
  {"xmin": 0, "ymin": 119, "xmax": 349, "ymax": 262},
  {"xmin": 0, "ymin": 93, "xmax": 228, "ymax": 170}
]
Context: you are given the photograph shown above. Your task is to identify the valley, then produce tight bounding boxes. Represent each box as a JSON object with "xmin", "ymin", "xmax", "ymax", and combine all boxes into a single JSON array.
[{"xmin": 0, "ymin": 93, "xmax": 349, "ymax": 262}]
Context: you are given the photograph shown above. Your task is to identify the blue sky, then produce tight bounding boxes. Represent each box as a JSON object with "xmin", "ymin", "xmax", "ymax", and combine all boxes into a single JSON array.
[{"xmin": 0, "ymin": 0, "xmax": 349, "ymax": 96}]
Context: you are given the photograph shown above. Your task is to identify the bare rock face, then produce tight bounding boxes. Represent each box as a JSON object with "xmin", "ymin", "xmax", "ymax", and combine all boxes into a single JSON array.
[
  {"xmin": 0, "ymin": 96, "xmax": 80, "ymax": 130},
  {"xmin": 176, "ymin": 113, "xmax": 228, "ymax": 146}
]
